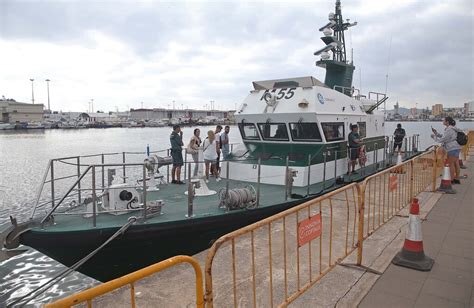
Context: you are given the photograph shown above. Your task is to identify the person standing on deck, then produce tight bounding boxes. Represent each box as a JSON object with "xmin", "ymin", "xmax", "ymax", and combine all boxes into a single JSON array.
[
  {"xmin": 347, "ymin": 124, "xmax": 362, "ymax": 174},
  {"xmin": 221, "ymin": 125, "xmax": 230, "ymax": 160},
  {"xmin": 214, "ymin": 125, "xmax": 223, "ymax": 175},
  {"xmin": 393, "ymin": 123, "xmax": 406, "ymax": 153},
  {"xmin": 202, "ymin": 130, "xmax": 221, "ymax": 182},
  {"xmin": 431, "ymin": 116, "xmax": 462, "ymax": 184},
  {"xmin": 170, "ymin": 125, "xmax": 184, "ymax": 184},
  {"xmin": 188, "ymin": 128, "xmax": 201, "ymax": 177}
]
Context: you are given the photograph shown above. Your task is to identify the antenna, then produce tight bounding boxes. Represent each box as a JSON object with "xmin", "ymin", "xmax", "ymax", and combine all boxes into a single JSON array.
[{"xmin": 384, "ymin": 36, "xmax": 393, "ymax": 115}]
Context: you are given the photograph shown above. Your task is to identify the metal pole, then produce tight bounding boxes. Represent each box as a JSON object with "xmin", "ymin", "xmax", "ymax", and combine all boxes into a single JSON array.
[
  {"xmin": 45, "ymin": 79, "xmax": 51, "ymax": 111},
  {"xmin": 92, "ymin": 166, "xmax": 97, "ymax": 227},
  {"xmin": 285, "ymin": 156, "xmax": 289, "ymax": 201},
  {"xmin": 77, "ymin": 157, "xmax": 81, "ymax": 204},
  {"xmin": 432, "ymin": 147, "xmax": 438, "ymax": 192},
  {"xmin": 30, "ymin": 78, "xmax": 35, "ymax": 104},
  {"xmin": 322, "ymin": 152, "xmax": 327, "ymax": 191},
  {"xmin": 167, "ymin": 149, "xmax": 170, "ymax": 184},
  {"xmin": 389, "ymin": 138, "xmax": 393, "ymax": 165},
  {"xmin": 122, "ymin": 152, "xmax": 126, "ymax": 183},
  {"xmin": 142, "ymin": 164, "xmax": 147, "ymax": 220},
  {"xmin": 101, "ymin": 154, "xmax": 105, "ymax": 189},
  {"xmin": 383, "ymin": 137, "xmax": 387, "ymax": 168},
  {"xmin": 50, "ymin": 160, "xmax": 55, "ymax": 208},
  {"xmin": 184, "ymin": 149, "xmax": 187, "ymax": 180},
  {"xmin": 374, "ymin": 143, "xmax": 378, "ymax": 170},
  {"xmin": 256, "ymin": 158, "xmax": 261, "ymax": 207},
  {"xmin": 334, "ymin": 150, "xmax": 338, "ymax": 182},
  {"xmin": 186, "ymin": 163, "xmax": 194, "ymax": 218},
  {"xmin": 226, "ymin": 160, "xmax": 230, "ymax": 197},
  {"xmin": 356, "ymin": 183, "xmax": 365, "ymax": 265},
  {"xmin": 142, "ymin": 164, "xmax": 146, "ymax": 220},
  {"xmin": 306, "ymin": 154, "xmax": 311, "ymax": 196}
]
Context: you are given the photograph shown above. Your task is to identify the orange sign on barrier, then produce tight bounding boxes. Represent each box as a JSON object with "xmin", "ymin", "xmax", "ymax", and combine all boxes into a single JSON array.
[
  {"xmin": 298, "ymin": 213, "xmax": 322, "ymax": 247},
  {"xmin": 389, "ymin": 175, "xmax": 398, "ymax": 191}
]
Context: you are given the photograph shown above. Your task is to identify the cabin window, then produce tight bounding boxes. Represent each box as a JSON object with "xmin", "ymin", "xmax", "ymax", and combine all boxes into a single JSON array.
[
  {"xmin": 321, "ymin": 122, "xmax": 344, "ymax": 142},
  {"xmin": 289, "ymin": 123, "xmax": 322, "ymax": 142},
  {"xmin": 238, "ymin": 123, "xmax": 260, "ymax": 140},
  {"xmin": 257, "ymin": 123, "xmax": 289, "ymax": 141},
  {"xmin": 357, "ymin": 122, "xmax": 366, "ymax": 138}
]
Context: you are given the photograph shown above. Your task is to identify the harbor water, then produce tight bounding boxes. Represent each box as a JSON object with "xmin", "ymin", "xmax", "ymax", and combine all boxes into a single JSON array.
[{"xmin": 0, "ymin": 121, "xmax": 472, "ymax": 305}]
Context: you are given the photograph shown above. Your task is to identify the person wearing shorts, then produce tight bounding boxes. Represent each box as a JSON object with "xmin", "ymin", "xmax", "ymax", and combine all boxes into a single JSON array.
[
  {"xmin": 202, "ymin": 130, "xmax": 221, "ymax": 183},
  {"xmin": 393, "ymin": 123, "xmax": 406, "ymax": 153},
  {"xmin": 347, "ymin": 124, "xmax": 361, "ymax": 174},
  {"xmin": 170, "ymin": 125, "xmax": 184, "ymax": 184}
]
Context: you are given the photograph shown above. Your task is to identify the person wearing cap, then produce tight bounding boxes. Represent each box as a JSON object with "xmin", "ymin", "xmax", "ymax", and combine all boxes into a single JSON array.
[
  {"xmin": 170, "ymin": 124, "xmax": 184, "ymax": 184},
  {"xmin": 393, "ymin": 123, "xmax": 406, "ymax": 153},
  {"xmin": 347, "ymin": 124, "xmax": 361, "ymax": 174}
]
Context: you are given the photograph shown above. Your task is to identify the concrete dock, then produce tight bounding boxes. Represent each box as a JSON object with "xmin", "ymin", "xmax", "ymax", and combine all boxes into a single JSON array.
[
  {"xmin": 359, "ymin": 159, "xmax": 473, "ymax": 307},
  {"xmin": 48, "ymin": 154, "xmax": 473, "ymax": 307}
]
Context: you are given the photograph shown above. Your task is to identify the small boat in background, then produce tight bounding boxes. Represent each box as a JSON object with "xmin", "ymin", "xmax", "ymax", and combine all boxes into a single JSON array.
[{"xmin": 0, "ymin": 123, "xmax": 15, "ymax": 130}]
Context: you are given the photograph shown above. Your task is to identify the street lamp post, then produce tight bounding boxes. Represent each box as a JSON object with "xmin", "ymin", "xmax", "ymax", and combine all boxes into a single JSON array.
[
  {"xmin": 30, "ymin": 78, "xmax": 35, "ymax": 104},
  {"xmin": 45, "ymin": 79, "xmax": 51, "ymax": 111}
]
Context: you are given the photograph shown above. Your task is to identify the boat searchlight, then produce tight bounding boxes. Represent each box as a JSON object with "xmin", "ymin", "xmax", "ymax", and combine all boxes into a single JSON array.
[{"xmin": 298, "ymin": 99, "xmax": 310, "ymax": 108}]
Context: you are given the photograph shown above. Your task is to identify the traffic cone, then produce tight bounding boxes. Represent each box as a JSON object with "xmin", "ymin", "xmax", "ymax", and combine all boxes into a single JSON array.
[
  {"xmin": 438, "ymin": 159, "xmax": 456, "ymax": 194},
  {"xmin": 392, "ymin": 198, "xmax": 434, "ymax": 271},
  {"xmin": 459, "ymin": 151, "xmax": 467, "ymax": 169}
]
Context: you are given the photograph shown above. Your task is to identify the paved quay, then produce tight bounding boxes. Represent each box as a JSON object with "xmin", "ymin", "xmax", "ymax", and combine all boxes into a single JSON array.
[{"xmin": 359, "ymin": 158, "xmax": 473, "ymax": 307}]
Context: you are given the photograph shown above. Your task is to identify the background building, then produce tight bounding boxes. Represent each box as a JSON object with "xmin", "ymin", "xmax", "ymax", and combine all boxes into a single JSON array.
[
  {"xmin": 0, "ymin": 99, "xmax": 44, "ymax": 123},
  {"xmin": 432, "ymin": 104, "xmax": 443, "ymax": 116},
  {"xmin": 465, "ymin": 101, "xmax": 474, "ymax": 118},
  {"xmin": 129, "ymin": 108, "xmax": 233, "ymax": 123}
]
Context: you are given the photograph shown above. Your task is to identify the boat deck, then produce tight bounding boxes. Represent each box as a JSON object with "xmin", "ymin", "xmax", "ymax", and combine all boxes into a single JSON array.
[{"xmin": 40, "ymin": 165, "xmax": 378, "ymax": 232}]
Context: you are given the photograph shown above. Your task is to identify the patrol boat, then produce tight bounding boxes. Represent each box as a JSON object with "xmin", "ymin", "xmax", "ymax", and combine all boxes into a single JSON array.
[{"xmin": 2, "ymin": 1, "xmax": 419, "ymax": 281}]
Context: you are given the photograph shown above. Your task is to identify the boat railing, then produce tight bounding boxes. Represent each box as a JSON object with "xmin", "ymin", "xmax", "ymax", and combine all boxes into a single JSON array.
[
  {"xmin": 31, "ymin": 137, "xmax": 419, "ymax": 226},
  {"xmin": 28, "ymin": 142, "xmax": 255, "ymax": 222}
]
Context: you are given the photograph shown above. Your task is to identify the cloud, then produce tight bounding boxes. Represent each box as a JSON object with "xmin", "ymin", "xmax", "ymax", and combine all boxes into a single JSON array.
[{"xmin": 0, "ymin": 0, "xmax": 472, "ymax": 112}]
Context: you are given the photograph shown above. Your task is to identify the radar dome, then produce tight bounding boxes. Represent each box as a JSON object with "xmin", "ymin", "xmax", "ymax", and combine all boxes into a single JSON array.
[
  {"xmin": 323, "ymin": 28, "xmax": 332, "ymax": 36},
  {"xmin": 328, "ymin": 12, "xmax": 335, "ymax": 20},
  {"xmin": 321, "ymin": 52, "xmax": 330, "ymax": 60}
]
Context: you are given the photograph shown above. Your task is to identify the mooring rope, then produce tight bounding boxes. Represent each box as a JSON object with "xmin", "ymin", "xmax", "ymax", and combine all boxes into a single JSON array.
[{"xmin": 8, "ymin": 216, "xmax": 138, "ymax": 307}]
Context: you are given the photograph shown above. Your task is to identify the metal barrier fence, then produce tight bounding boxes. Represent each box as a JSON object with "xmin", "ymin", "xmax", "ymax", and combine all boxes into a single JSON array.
[
  {"xmin": 45, "ymin": 255, "xmax": 204, "ymax": 308},
  {"xmin": 205, "ymin": 183, "xmax": 360, "ymax": 307},
  {"xmin": 204, "ymin": 147, "xmax": 439, "ymax": 307},
  {"xmin": 359, "ymin": 149, "xmax": 436, "ymax": 240}
]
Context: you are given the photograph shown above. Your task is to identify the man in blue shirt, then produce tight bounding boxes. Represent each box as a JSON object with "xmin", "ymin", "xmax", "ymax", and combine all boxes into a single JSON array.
[
  {"xmin": 347, "ymin": 124, "xmax": 361, "ymax": 174},
  {"xmin": 170, "ymin": 125, "xmax": 184, "ymax": 184}
]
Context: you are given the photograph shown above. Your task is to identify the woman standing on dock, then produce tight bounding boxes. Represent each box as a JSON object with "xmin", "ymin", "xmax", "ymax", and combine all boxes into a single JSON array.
[{"xmin": 431, "ymin": 116, "xmax": 462, "ymax": 184}]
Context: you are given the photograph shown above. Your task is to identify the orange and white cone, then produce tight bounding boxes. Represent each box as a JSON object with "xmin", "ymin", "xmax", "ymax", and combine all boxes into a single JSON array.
[
  {"xmin": 392, "ymin": 198, "xmax": 434, "ymax": 271},
  {"xmin": 438, "ymin": 159, "xmax": 456, "ymax": 194},
  {"xmin": 459, "ymin": 151, "xmax": 467, "ymax": 169}
]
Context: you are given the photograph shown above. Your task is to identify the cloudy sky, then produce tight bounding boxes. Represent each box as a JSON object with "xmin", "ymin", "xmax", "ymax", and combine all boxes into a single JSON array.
[{"xmin": 0, "ymin": 0, "xmax": 472, "ymax": 112}]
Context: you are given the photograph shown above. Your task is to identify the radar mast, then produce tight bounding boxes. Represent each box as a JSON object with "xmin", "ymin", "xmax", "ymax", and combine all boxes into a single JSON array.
[{"xmin": 314, "ymin": 0, "xmax": 357, "ymax": 96}]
